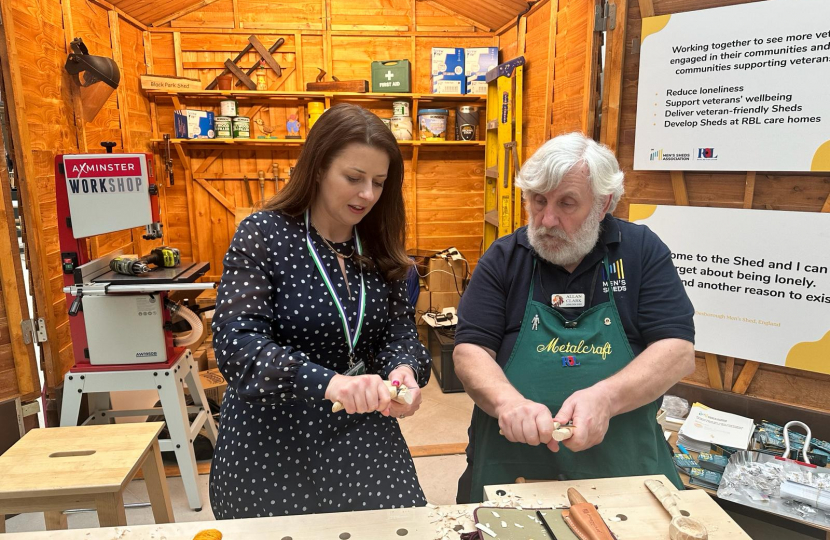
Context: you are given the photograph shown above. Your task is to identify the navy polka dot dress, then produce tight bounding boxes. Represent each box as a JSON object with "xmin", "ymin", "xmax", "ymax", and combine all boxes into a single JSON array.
[{"xmin": 209, "ymin": 211, "xmax": 431, "ymax": 519}]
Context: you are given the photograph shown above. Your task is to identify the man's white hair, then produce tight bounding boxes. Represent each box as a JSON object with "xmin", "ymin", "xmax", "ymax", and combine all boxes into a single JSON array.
[{"xmin": 516, "ymin": 132, "xmax": 624, "ymax": 212}]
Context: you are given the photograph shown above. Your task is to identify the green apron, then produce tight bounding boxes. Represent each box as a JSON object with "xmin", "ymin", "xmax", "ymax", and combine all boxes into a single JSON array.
[{"xmin": 469, "ymin": 256, "xmax": 682, "ymax": 502}]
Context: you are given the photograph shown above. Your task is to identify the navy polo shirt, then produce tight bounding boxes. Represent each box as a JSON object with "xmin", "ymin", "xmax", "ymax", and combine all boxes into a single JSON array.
[{"xmin": 455, "ymin": 213, "xmax": 695, "ymax": 364}]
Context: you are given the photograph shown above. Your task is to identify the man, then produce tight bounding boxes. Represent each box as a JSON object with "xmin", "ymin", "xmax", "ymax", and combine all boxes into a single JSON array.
[{"xmin": 454, "ymin": 132, "xmax": 695, "ymax": 503}]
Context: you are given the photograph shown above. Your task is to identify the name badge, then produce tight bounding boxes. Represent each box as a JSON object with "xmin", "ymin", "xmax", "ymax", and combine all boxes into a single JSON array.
[{"xmin": 551, "ymin": 293, "xmax": 585, "ymax": 308}]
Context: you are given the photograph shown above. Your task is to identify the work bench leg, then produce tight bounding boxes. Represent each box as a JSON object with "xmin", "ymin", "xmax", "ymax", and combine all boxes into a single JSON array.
[
  {"xmin": 95, "ymin": 493, "xmax": 127, "ymax": 528},
  {"xmin": 142, "ymin": 440, "xmax": 174, "ymax": 524},
  {"xmin": 158, "ymin": 371, "xmax": 202, "ymax": 510},
  {"xmin": 44, "ymin": 511, "xmax": 67, "ymax": 530}
]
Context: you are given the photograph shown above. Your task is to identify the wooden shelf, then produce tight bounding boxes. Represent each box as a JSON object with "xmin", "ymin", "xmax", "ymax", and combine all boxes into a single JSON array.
[
  {"xmin": 144, "ymin": 89, "xmax": 486, "ymax": 103},
  {"xmin": 151, "ymin": 138, "xmax": 484, "ymax": 148}
]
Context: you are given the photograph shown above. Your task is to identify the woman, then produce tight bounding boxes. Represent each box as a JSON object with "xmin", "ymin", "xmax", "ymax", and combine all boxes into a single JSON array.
[{"xmin": 209, "ymin": 104, "xmax": 432, "ymax": 518}]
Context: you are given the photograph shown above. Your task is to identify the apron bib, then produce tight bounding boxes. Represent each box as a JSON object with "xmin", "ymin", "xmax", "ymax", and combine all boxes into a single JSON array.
[{"xmin": 468, "ymin": 256, "xmax": 681, "ymax": 502}]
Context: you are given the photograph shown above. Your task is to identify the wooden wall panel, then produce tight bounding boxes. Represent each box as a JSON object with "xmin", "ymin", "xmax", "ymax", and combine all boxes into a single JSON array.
[
  {"xmin": 607, "ymin": 0, "xmax": 830, "ymax": 414},
  {"xmin": 551, "ymin": 0, "xmax": 596, "ymax": 136},
  {"xmin": 237, "ymin": 0, "xmax": 324, "ymax": 30},
  {"xmin": 168, "ymin": 0, "xmax": 235, "ymax": 28},
  {"xmin": 330, "ymin": 0, "xmax": 412, "ymax": 30},
  {"xmin": 330, "ymin": 36, "xmax": 412, "ymax": 83},
  {"xmin": 521, "ymin": 1, "xmax": 553, "ymax": 157},
  {"xmin": 151, "ymin": 34, "xmax": 177, "ymax": 75},
  {"xmin": 415, "ymin": 2, "xmax": 483, "ymax": 31}
]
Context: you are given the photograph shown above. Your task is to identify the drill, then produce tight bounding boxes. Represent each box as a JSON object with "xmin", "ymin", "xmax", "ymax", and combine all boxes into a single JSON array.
[{"xmin": 110, "ymin": 246, "xmax": 181, "ymax": 276}]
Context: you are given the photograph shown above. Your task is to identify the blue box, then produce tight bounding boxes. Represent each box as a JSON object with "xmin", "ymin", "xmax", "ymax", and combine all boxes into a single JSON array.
[
  {"xmin": 431, "ymin": 47, "xmax": 465, "ymax": 94},
  {"xmin": 465, "ymin": 47, "xmax": 499, "ymax": 95},
  {"xmin": 173, "ymin": 110, "xmax": 215, "ymax": 139}
]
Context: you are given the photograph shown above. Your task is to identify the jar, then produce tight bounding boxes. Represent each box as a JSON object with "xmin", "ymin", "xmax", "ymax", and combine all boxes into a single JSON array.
[
  {"xmin": 418, "ymin": 109, "xmax": 449, "ymax": 141},
  {"xmin": 390, "ymin": 115, "xmax": 413, "ymax": 141},
  {"xmin": 456, "ymin": 106, "xmax": 480, "ymax": 141}
]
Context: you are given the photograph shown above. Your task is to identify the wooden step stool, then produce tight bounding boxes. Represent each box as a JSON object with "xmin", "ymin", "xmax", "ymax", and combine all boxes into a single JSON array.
[
  {"xmin": 0, "ymin": 422, "xmax": 173, "ymax": 532},
  {"xmin": 59, "ymin": 349, "xmax": 218, "ymax": 510}
]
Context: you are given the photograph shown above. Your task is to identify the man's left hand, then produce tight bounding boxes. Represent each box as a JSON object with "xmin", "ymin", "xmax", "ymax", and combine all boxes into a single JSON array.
[
  {"xmin": 387, "ymin": 365, "xmax": 422, "ymax": 419},
  {"xmin": 551, "ymin": 385, "xmax": 613, "ymax": 452}
]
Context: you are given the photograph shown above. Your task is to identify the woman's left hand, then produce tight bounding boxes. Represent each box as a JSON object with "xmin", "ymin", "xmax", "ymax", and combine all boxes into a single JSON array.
[{"xmin": 387, "ymin": 365, "xmax": 422, "ymax": 419}]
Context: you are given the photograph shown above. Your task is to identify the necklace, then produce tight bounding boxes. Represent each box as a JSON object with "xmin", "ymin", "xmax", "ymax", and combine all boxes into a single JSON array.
[{"xmin": 311, "ymin": 222, "xmax": 355, "ymax": 259}]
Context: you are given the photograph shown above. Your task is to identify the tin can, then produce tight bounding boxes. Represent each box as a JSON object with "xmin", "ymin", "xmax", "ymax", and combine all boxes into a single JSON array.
[
  {"xmin": 220, "ymin": 99, "xmax": 238, "ymax": 117},
  {"xmin": 390, "ymin": 115, "xmax": 413, "ymax": 141},
  {"xmin": 307, "ymin": 102, "xmax": 325, "ymax": 129},
  {"xmin": 392, "ymin": 101, "xmax": 410, "ymax": 117},
  {"xmin": 418, "ymin": 109, "xmax": 448, "ymax": 141},
  {"xmin": 214, "ymin": 116, "xmax": 232, "ymax": 138},
  {"xmin": 232, "ymin": 116, "xmax": 250, "ymax": 138},
  {"xmin": 456, "ymin": 106, "xmax": 480, "ymax": 141},
  {"xmin": 381, "ymin": 117, "xmax": 392, "ymax": 129}
]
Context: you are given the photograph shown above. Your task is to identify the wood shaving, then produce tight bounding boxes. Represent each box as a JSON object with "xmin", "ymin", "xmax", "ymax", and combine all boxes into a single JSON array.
[
  {"xmin": 501, "ymin": 521, "xmax": 507, "ymax": 528},
  {"xmin": 476, "ymin": 523, "xmax": 497, "ymax": 537}
]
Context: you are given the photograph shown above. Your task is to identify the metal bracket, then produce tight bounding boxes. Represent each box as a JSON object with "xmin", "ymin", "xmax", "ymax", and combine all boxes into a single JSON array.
[
  {"xmin": 595, "ymin": 2, "xmax": 617, "ymax": 32},
  {"xmin": 21, "ymin": 318, "xmax": 48, "ymax": 344}
]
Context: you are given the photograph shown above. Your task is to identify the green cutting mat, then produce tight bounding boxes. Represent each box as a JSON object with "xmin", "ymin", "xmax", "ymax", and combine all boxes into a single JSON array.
[{"xmin": 474, "ymin": 507, "xmax": 579, "ymax": 540}]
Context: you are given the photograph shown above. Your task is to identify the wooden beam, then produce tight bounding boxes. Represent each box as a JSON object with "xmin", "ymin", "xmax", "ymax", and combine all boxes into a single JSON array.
[
  {"xmin": 422, "ymin": 0, "xmax": 492, "ymax": 32},
  {"xmin": 324, "ymin": 0, "xmax": 333, "ymax": 74},
  {"xmin": 194, "ymin": 177, "xmax": 237, "ymax": 214},
  {"xmin": 732, "ymin": 361, "xmax": 760, "ymax": 395},
  {"xmin": 543, "ymin": 1, "xmax": 558, "ymax": 141},
  {"xmin": 599, "ymin": 0, "xmax": 628, "ymax": 154},
  {"xmin": 704, "ymin": 353, "xmax": 723, "ymax": 391},
  {"xmin": 150, "ymin": 0, "xmax": 221, "ymax": 27},
  {"xmin": 173, "ymin": 143, "xmax": 200, "ymax": 261},
  {"xmin": 109, "ymin": 11, "xmax": 131, "ymax": 151},
  {"xmin": 743, "ymin": 171, "xmax": 756, "ymax": 209},
  {"xmin": 582, "ymin": 0, "xmax": 602, "ymax": 137},
  {"xmin": 670, "ymin": 170, "xmax": 689, "ymax": 206},
  {"xmin": 638, "ymin": 0, "xmax": 655, "ymax": 18},
  {"xmin": 517, "ymin": 12, "xmax": 527, "ymax": 55},
  {"xmin": 232, "ymin": 0, "xmax": 240, "ymax": 29},
  {"xmin": 143, "ymin": 31, "xmax": 155, "ymax": 74},
  {"xmin": 88, "ymin": 0, "xmax": 148, "ymax": 30},
  {"xmin": 294, "ymin": 33, "xmax": 304, "ymax": 90},
  {"xmin": 61, "ymin": 0, "xmax": 88, "ymax": 152},
  {"xmin": 723, "ymin": 357, "xmax": 735, "ymax": 392},
  {"xmin": 173, "ymin": 32, "xmax": 183, "ymax": 76},
  {"xmin": 194, "ymin": 150, "xmax": 223, "ymax": 174}
]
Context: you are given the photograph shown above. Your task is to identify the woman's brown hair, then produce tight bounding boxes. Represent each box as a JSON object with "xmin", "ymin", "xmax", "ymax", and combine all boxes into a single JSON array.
[{"xmin": 262, "ymin": 103, "xmax": 411, "ymax": 281}]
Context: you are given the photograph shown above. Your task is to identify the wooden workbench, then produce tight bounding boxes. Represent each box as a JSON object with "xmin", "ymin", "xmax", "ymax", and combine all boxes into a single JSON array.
[{"xmin": 1, "ymin": 475, "xmax": 748, "ymax": 539}]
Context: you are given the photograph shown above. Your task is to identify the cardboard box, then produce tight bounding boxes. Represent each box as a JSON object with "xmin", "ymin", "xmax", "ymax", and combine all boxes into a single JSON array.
[
  {"xmin": 192, "ymin": 345, "xmax": 209, "ymax": 371},
  {"xmin": 174, "ymin": 109, "xmax": 215, "ymax": 139},
  {"xmin": 431, "ymin": 291, "xmax": 461, "ymax": 312},
  {"xmin": 195, "ymin": 368, "xmax": 227, "ymax": 405},
  {"xmin": 426, "ymin": 257, "xmax": 465, "ymax": 292},
  {"xmin": 414, "ymin": 290, "xmax": 431, "ymax": 325},
  {"xmin": 431, "ymin": 48, "xmax": 465, "ymax": 94},
  {"xmin": 465, "ymin": 47, "xmax": 499, "ymax": 95},
  {"xmin": 207, "ymin": 346, "xmax": 218, "ymax": 370},
  {"xmin": 371, "ymin": 59, "xmax": 411, "ymax": 93}
]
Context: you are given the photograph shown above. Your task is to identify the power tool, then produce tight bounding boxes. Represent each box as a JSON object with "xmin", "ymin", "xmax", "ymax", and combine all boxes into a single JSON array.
[{"xmin": 110, "ymin": 246, "xmax": 181, "ymax": 276}]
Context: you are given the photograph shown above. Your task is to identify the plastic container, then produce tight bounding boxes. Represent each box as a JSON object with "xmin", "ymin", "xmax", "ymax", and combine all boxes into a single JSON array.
[
  {"xmin": 232, "ymin": 116, "xmax": 250, "ymax": 138},
  {"xmin": 456, "ymin": 106, "xmax": 480, "ymax": 141},
  {"xmin": 390, "ymin": 115, "xmax": 413, "ymax": 141},
  {"xmin": 307, "ymin": 102, "xmax": 325, "ymax": 129},
  {"xmin": 214, "ymin": 116, "xmax": 232, "ymax": 138},
  {"xmin": 418, "ymin": 109, "xmax": 449, "ymax": 141}
]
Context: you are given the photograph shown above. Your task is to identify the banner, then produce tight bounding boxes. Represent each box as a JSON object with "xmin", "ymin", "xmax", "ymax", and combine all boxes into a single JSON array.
[
  {"xmin": 633, "ymin": 0, "xmax": 830, "ymax": 171},
  {"xmin": 630, "ymin": 204, "xmax": 830, "ymax": 375}
]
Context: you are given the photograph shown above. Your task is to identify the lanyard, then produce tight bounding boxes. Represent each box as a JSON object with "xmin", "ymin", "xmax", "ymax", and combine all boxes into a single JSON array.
[{"xmin": 304, "ymin": 210, "xmax": 366, "ymax": 367}]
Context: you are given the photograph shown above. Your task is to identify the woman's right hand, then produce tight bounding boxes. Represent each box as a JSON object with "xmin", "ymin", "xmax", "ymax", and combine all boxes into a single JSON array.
[{"xmin": 324, "ymin": 374, "xmax": 392, "ymax": 415}]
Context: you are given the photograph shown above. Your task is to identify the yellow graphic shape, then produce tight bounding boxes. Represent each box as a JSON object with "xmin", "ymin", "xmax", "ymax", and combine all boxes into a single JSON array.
[
  {"xmin": 810, "ymin": 140, "xmax": 830, "ymax": 171},
  {"xmin": 785, "ymin": 329, "xmax": 830, "ymax": 375},
  {"xmin": 641, "ymin": 15, "xmax": 671, "ymax": 44},
  {"xmin": 629, "ymin": 204, "xmax": 657, "ymax": 223}
]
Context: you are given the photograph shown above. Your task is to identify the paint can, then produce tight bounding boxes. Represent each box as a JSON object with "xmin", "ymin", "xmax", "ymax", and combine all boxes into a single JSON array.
[
  {"xmin": 214, "ymin": 116, "xmax": 233, "ymax": 138},
  {"xmin": 307, "ymin": 102, "xmax": 326, "ymax": 129},
  {"xmin": 381, "ymin": 117, "xmax": 392, "ymax": 129},
  {"xmin": 232, "ymin": 116, "xmax": 250, "ymax": 138},
  {"xmin": 418, "ymin": 109, "xmax": 449, "ymax": 141},
  {"xmin": 220, "ymin": 99, "xmax": 238, "ymax": 117},
  {"xmin": 390, "ymin": 115, "xmax": 413, "ymax": 141},
  {"xmin": 456, "ymin": 105, "xmax": 480, "ymax": 141},
  {"xmin": 392, "ymin": 101, "xmax": 410, "ymax": 117}
]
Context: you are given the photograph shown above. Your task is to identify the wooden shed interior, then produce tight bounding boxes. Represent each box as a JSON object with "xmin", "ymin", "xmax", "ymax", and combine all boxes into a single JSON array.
[{"xmin": 1, "ymin": 0, "xmax": 829, "ymax": 501}]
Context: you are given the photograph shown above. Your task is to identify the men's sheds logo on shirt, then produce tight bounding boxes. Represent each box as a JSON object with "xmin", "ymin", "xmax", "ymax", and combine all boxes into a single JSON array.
[
  {"xmin": 602, "ymin": 258, "xmax": 627, "ymax": 293},
  {"xmin": 537, "ymin": 337, "xmax": 613, "ymax": 360}
]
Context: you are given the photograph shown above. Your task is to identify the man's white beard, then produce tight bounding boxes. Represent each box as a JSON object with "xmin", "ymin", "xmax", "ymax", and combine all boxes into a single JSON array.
[{"xmin": 527, "ymin": 204, "xmax": 604, "ymax": 267}]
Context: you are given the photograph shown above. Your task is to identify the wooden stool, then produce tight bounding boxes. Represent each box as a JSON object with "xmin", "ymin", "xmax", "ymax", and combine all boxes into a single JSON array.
[{"xmin": 0, "ymin": 422, "xmax": 173, "ymax": 532}]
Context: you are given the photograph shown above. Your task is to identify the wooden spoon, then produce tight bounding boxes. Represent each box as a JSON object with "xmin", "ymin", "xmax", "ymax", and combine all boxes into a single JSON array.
[
  {"xmin": 331, "ymin": 380, "xmax": 413, "ymax": 413},
  {"xmin": 644, "ymin": 479, "xmax": 708, "ymax": 540}
]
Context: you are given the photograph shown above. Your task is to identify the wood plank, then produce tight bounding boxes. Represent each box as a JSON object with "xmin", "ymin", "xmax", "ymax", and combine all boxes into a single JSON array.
[
  {"xmin": 173, "ymin": 143, "xmax": 200, "ymax": 260},
  {"xmin": 743, "ymin": 171, "xmax": 756, "ymax": 209},
  {"xmin": 109, "ymin": 12, "xmax": 132, "ymax": 151},
  {"xmin": 194, "ymin": 150, "xmax": 223, "ymax": 174},
  {"xmin": 232, "ymin": 0, "xmax": 240, "ymax": 28},
  {"xmin": 599, "ymin": 0, "xmax": 627, "ymax": 153},
  {"xmin": 194, "ymin": 177, "xmax": 237, "ymax": 214},
  {"xmin": 723, "ymin": 357, "xmax": 735, "ymax": 392},
  {"xmin": 638, "ymin": 0, "xmax": 654, "ymax": 18},
  {"xmin": 173, "ymin": 31, "xmax": 183, "ymax": 76},
  {"xmin": 704, "ymin": 352, "xmax": 723, "ymax": 391},
  {"xmin": 732, "ymin": 360, "xmax": 760, "ymax": 395},
  {"xmin": 421, "ymin": 1, "xmax": 492, "ymax": 32},
  {"xmin": 670, "ymin": 170, "xmax": 689, "ymax": 206},
  {"xmin": 408, "ymin": 442, "xmax": 467, "ymax": 458},
  {"xmin": 140, "ymin": 441, "xmax": 174, "ymax": 524},
  {"xmin": 150, "ymin": 0, "xmax": 221, "ymax": 27}
]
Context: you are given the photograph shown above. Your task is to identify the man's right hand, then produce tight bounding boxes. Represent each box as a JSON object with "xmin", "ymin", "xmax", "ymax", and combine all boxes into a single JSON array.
[{"xmin": 495, "ymin": 398, "xmax": 556, "ymax": 447}]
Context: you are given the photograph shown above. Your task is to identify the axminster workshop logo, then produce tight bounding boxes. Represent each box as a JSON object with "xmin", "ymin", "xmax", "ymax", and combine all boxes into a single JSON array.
[
  {"xmin": 602, "ymin": 258, "xmax": 627, "ymax": 293},
  {"xmin": 65, "ymin": 156, "xmax": 144, "ymax": 195},
  {"xmin": 536, "ymin": 337, "xmax": 613, "ymax": 360}
]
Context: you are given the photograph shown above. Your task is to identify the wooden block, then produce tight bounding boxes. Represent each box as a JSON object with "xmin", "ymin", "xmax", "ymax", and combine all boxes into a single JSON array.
[
  {"xmin": 305, "ymin": 80, "xmax": 369, "ymax": 92},
  {"xmin": 426, "ymin": 257, "xmax": 465, "ymax": 293},
  {"xmin": 140, "ymin": 74, "xmax": 202, "ymax": 91}
]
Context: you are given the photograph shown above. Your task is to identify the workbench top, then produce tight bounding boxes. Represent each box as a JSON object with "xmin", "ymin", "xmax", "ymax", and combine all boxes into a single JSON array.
[{"xmin": 3, "ymin": 475, "xmax": 749, "ymax": 539}]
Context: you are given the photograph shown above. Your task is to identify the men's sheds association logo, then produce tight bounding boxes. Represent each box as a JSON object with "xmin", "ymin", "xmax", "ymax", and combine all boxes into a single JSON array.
[
  {"xmin": 649, "ymin": 148, "xmax": 691, "ymax": 162},
  {"xmin": 696, "ymin": 147, "xmax": 718, "ymax": 160},
  {"xmin": 602, "ymin": 258, "xmax": 627, "ymax": 293}
]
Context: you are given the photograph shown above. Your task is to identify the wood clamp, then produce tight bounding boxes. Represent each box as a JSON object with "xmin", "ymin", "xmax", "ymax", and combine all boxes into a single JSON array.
[
  {"xmin": 206, "ymin": 36, "xmax": 285, "ymax": 90},
  {"xmin": 499, "ymin": 421, "xmax": 574, "ymax": 441},
  {"xmin": 561, "ymin": 488, "xmax": 616, "ymax": 540},
  {"xmin": 331, "ymin": 381, "xmax": 413, "ymax": 413}
]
